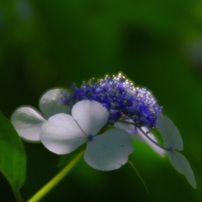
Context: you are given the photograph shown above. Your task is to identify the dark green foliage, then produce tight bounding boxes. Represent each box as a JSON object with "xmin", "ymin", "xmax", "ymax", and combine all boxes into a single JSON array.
[
  {"xmin": 0, "ymin": 111, "xmax": 26, "ymax": 189},
  {"xmin": 0, "ymin": 0, "xmax": 201, "ymax": 201}
]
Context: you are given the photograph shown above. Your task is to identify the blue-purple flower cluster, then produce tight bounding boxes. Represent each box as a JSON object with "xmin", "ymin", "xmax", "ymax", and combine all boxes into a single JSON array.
[{"xmin": 63, "ymin": 73, "xmax": 162, "ymax": 128}]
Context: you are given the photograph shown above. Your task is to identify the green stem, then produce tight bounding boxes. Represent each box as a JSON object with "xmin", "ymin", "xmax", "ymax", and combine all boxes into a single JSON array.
[
  {"xmin": 0, "ymin": 169, "xmax": 23, "ymax": 202},
  {"xmin": 137, "ymin": 127, "xmax": 172, "ymax": 151},
  {"xmin": 128, "ymin": 161, "xmax": 148, "ymax": 193},
  {"xmin": 10, "ymin": 182, "xmax": 23, "ymax": 202},
  {"xmin": 27, "ymin": 150, "xmax": 84, "ymax": 202}
]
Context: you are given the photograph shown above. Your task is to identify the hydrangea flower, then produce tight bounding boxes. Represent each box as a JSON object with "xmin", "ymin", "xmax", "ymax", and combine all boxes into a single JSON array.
[
  {"xmin": 11, "ymin": 89, "xmax": 72, "ymax": 142},
  {"xmin": 40, "ymin": 100, "xmax": 134, "ymax": 171},
  {"xmin": 11, "ymin": 73, "xmax": 164, "ymax": 157},
  {"xmin": 10, "ymin": 73, "xmax": 196, "ymax": 187}
]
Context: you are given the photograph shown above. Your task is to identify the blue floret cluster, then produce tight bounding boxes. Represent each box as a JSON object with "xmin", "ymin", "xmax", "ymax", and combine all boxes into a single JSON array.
[{"xmin": 63, "ymin": 73, "xmax": 162, "ymax": 128}]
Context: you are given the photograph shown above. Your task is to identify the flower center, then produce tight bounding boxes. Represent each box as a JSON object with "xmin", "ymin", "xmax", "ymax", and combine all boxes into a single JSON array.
[{"xmin": 87, "ymin": 134, "xmax": 94, "ymax": 142}]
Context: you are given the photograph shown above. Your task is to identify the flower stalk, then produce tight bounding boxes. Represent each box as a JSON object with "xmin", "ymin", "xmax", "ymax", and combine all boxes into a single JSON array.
[
  {"xmin": 137, "ymin": 127, "xmax": 172, "ymax": 151},
  {"xmin": 27, "ymin": 150, "xmax": 84, "ymax": 202}
]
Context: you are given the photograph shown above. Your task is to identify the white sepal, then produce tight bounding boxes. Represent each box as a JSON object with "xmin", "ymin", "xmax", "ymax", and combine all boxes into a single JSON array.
[
  {"xmin": 11, "ymin": 107, "xmax": 45, "ymax": 142},
  {"xmin": 39, "ymin": 88, "xmax": 72, "ymax": 119},
  {"xmin": 41, "ymin": 113, "xmax": 86, "ymax": 154},
  {"xmin": 167, "ymin": 151, "xmax": 196, "ymax": 189},
  {"xmin": 157, "ymin": 114, "xmax": 183, "ymax": 150},
  {"xmin": 72, "ymin": 100, "xmax": 109, "ymax": 135},
  {"xmin": 84, "ymin": 128, "xmax": 134, "ymax": 171}
]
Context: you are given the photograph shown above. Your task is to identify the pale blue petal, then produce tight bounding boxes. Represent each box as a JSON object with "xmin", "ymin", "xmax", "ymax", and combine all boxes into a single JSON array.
[
  {"xmin": 11, "ymin": 107, "xmax": 45, "ymax": 142},
  {"xmin": 72, "ymin": 100, "xmax": 109, "ymax": 135},
  {"xmin": 167, "ymin": 151, "xmax": 196, "ymax": 189},
  {"xmin": 39, "ymin": 88, "xmax": 72, "ymax": 119},
  {"xmin": 40, "ymin": 113, "xmax": 86, "ymax": 154},
  {"xmin": 84, "ymin": 128, "xmax": 134, "ymax": 171},
  {"xmin": 157, "ymin": 114, "xmax": 183, "ymax": 150}
]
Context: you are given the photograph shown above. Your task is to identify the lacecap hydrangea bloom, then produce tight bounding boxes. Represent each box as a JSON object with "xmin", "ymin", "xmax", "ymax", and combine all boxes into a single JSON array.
[
  {"xmin": 11, "ymin": 73, "xmax": 163, "ymax": 155},
  {"xmin": 11, "ymin": 73, "xmax": 196, "ymax": 187}
]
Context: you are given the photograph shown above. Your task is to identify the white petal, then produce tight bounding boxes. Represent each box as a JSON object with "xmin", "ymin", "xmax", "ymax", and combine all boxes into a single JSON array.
[
  {"xmin": 40, "ymin": 113, "xmax": 86, "ymax": 154},
  {"xmin": 39, "ymin": 88, "xmax": 72, "ymax": 119},
  {"xmin": 115, "ymin": 119, "xmax": 136, "ymax": 133},
  {"xmin": 167, "ymin": 151, "xmax": 196, "ymax": 188},
  {"xmin": 72, "ymin": 100, "xmax": 109, "ymax": 135},
  {"xmin": 11, "ymin": 107, "xmax": 45, "ymax": 142},
  {"xmin": 84, "ymin": 128, "xmax": 134, "ymax": 171},
  {"xmin": 157, "ymin": 114, "xmax": 183, "ymax": 150},
  {"xmin": 132, "ymin": 127, "xmax": 165, "ymax": 156}
]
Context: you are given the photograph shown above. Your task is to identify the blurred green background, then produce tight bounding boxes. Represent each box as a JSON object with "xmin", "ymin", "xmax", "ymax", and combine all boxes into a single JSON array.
[{"xmin": 0, "ymin": 0, "xmax": 202, "ymax": 201}]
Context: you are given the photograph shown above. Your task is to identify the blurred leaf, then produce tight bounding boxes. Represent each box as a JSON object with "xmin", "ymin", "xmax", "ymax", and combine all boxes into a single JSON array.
[
  {"xmin": 0, "ymin": 111, "xmax": 26, "ymax": 189},
  {"xmin": 167, "ymin": 151, "xmax": 196, "ymax": 189},
  {"xmin": 157, "ymin": 115, "xmax": 183, "ymax": 150}
]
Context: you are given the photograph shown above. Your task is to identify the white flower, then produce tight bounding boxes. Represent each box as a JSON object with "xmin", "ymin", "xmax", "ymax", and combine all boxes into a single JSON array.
[
  {"xmin": 40, "ymin": 100, "xmax": 134, "ymax": 171},
  {"xmin": 11, "ymin": 89, "xmax": 71, "ymax": 142},
  {"xmin": 115, "ymin": 119, "xmax": 165, "ymax": 156}
]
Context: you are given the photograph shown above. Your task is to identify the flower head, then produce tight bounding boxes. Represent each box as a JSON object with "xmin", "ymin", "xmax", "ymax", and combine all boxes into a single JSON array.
[
  {"xmin": 9, "ymin": 73, "xmax": 195, "ymax": 187},
  {"xmin": 40, "ymin": 100, "xmax": 134, "ymax": 171},
  {"xmin": 63, "ymin": 73, "xmax": 162, "ymax": 128}
]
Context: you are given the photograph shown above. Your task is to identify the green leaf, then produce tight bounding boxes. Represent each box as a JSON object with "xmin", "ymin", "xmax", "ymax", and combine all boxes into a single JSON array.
[
  {"xmin": 167, "ymin": 151, "xmax": 196, "ymax": 189},
  {"xmin": 157, "ymin": 114, "xmax": 183, "ymax": 150},
  {"xmin": 0, "ymin": 111, "xmax": 26, "ymax": 189}
]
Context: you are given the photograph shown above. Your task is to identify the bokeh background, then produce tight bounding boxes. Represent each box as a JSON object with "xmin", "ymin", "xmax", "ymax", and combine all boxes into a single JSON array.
[{"xmin": 0, "ymin": 0, "xmax": 202, "ymax": 201}]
